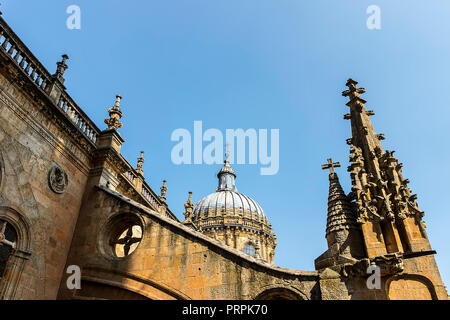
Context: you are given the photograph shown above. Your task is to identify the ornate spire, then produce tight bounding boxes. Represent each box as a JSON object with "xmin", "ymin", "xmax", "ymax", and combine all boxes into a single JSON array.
[
  {"xmin": 314, "ymin": 157, "xmax": 364, "ymax": 269},
  {"xmin": 104, "ymin": 94, "xmax": 123, "ymax": 130},
  {"xmin": 54, "ymin": 54, "xmax": 69, "ymax": 84},
  {"xmin": 342, "ymin": 79, "xmax": 424, "ymax": 226},
  {"xmin": 183, "ymin": 191, "xmax": 194, "ymax": 219},
  {"xmin": 342, "ymin": 79, "xmax": 384, "ymax": 165},
  {"xmin": 135, "ymin": 151, "xmax": 145, "ymax": 175},
  {"xmin": 182, "ymin": 190, "xmax": 198, "ymax": 230},
  {"xmin": 321, "ymin": 158, "xmax": 358, "ymax": 237},
  {"xmin": 160, "ymin": 180, "xmax": 167, "ymax": 202}
]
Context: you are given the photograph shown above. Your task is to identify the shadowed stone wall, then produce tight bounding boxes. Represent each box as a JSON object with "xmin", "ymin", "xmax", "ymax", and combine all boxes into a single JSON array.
[
  {"xmin": 58, "ymin": 186, "xmax": 320, "ymax": 300},
  {"xmin": 0, "ymin": 60, "xmax": 91, "ymax": 299}
]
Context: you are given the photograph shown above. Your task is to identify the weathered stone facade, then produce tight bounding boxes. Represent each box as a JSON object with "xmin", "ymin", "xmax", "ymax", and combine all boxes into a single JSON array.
[{"xmin": 0, "ymin": 15, "xmax": 447, "ymax": 300}]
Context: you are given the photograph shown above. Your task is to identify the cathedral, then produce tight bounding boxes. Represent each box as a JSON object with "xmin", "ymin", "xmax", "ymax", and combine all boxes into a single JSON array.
[{"xmin": 0, "ymin": 14, "xmax": 447, "ymax": 300}]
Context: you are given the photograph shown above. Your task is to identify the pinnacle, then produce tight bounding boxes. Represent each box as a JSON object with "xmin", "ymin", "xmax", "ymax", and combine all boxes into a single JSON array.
[{"xmin": 326, "ymin": 169, "xmax": 358, "ymax": 235}]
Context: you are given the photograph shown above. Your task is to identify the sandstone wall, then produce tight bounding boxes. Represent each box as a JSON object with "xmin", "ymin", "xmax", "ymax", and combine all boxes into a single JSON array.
[
  {"xmin": 0, "ymin": 67, "xmax": 91, "ymax": 299},
  {"xmin": 59, "ymin": 186, "xmax": 320, "ymax": 300}
]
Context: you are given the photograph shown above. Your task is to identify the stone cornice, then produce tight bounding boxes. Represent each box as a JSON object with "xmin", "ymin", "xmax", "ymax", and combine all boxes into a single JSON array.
[{"xmin": 196, "ymin": 216, "xmax": 275, "ymax": 239}]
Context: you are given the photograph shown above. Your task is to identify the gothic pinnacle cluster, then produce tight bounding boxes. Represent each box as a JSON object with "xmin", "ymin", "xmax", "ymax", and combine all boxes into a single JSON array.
[
  {"xmin": 341, "ymin": 78, "xmax": 429, "ymax": 257},
  {"xmin": 314, "ymin": 78, "xmax": 447, "ymax": 299},
  {"xmin": 316, "ymin": 78, "xmax": 437, "ymax": 272}
]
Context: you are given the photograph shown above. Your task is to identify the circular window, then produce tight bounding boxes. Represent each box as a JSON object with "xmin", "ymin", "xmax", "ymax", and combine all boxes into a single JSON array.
[
  {"xmin": 243, "ymin": 243, "xmax": 256, "ymax": 257},
  {"xmin": 111, "ymin": 225, "xmax": 143, "ymax": 258},
  {"xmin": 99, "ymin": 213, "xmax": 144, "ymax": 260}
]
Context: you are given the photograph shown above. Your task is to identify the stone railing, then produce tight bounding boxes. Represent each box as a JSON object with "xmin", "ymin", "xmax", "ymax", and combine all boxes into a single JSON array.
[
  {"xmin": 140, "ymin": 183, "xmax": 161, "ymax": 208},
  {"xmin": 0, "ymin": 16, "xmax": 100, "ymax": 145},
  {"xmin": 55, "ymin": 92, "xmax": 99, "ymax": 143},
  {"xmin": 0, "ymin": 22, "xmax": 51, "ymax": 92},
  {"xmin": 121, "ymin": 165, "xmax": 177, "ymax": 220}
]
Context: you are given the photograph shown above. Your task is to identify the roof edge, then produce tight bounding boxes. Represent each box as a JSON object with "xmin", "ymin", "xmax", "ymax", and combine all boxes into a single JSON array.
[{"xmin": 96, "ymin": 184, "xmax": 318, "ymax": 278}]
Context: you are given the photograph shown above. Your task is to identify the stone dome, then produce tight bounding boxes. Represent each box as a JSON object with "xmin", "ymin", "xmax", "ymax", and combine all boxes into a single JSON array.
[
  {"xmin": 186, "ymin": 157, "xmax": 276, "ymax": 264},
  {"xmin": 192, "ymin": 190, "xmax": 267, "ymax": 220},
  {"xmin": 192, "ymin": 159, "xmax": 267, "ymax": 221}
]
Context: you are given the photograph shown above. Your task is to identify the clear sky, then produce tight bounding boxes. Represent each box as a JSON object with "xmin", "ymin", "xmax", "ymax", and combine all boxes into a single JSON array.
[{"xmin": 4, "ymin": 1, "xmax": 450, "ymax": 287}]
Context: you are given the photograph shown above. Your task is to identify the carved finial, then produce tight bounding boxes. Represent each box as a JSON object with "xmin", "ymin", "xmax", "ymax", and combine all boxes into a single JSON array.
[
  {"xmin": 346, "ymin": 78, "xmax": 358, "ymax": 88},
  {"xmin": 321, "ymin": 158, "xmax": 341, "ymax": 175},
  {"xmin": 160, "ymin": 180, "xmax": 167, "ymax": 201},
  {"xmin": 54, "ymin": 54, "xmax": 69, "ymax": 83},
  {"xmin": 136, "ymin": 151, "xmax": 145, "ymax": 174},
  {"xmin": 342, "ymin": 78, "xmax": 366, "ymax": 97},
  {"xmin": 104, "ymin": 94, "xmax": 123, "ymax": 130},
  {"xmin": 112, "ymin": 94, "xmax": 122, "ymax": 111},
  {"xmin": 225, "ymin": 143, "xmax": 230, "ymax": 165},
  {"xmin": 183, "ymin": 191, "xmax": 194, "ymax": 219}
]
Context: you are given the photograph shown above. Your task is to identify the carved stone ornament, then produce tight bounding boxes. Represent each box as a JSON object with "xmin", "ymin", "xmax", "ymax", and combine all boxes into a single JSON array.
[{"xmin": 48, "ymin": 165, "xmax": 69, "ymax": 194}]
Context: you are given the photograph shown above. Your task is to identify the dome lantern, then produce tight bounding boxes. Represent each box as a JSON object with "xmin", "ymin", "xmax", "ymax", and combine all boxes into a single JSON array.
[{"xmin": 216, "ymin": 152, "xmax": 237, "ymax": 192}]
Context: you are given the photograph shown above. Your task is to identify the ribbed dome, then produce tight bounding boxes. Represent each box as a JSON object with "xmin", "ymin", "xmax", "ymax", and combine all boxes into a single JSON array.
[
  {"xmin": 191, "ymin": 156, "xmax": 268, "ymax": 221},
  {"xmin": 187, "ymin": 158, "xmax": 276, "ymax": 264},
  {"xmin": 192, "ymin": 190, "xmax": 267, "ymax": 219}
]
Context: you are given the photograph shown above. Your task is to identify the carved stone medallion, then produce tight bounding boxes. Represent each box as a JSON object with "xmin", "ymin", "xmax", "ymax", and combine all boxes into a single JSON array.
[{"xmin": 48, "ymin": 165, "xmax": 68, "ymax": 194}]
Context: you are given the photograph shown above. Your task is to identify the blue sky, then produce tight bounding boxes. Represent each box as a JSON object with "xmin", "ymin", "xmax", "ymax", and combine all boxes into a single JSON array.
[{"xmin": 4, "ymin": 1, "xmax": 450, "ymax": 287}]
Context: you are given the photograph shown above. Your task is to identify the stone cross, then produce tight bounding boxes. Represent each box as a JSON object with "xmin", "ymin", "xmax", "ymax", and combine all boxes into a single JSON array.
[
  {"xmin": 0, "ymin": 221, "xmax": 15, "ymax": 249},
  {"xmin": 321, "ymin": 158, "xmax": 341, "ymax": 174},
  {"xmin": 111, "ymin": 227, "xmax": 142, "ymax": 256}
]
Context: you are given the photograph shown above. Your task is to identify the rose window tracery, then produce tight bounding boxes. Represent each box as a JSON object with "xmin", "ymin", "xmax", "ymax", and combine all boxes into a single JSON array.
[{"xmin": 110, "ymin": 225, "xmax": 142, "ymax": 258}]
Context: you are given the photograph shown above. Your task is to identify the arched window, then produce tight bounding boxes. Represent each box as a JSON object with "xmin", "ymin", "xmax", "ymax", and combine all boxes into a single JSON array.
[
  {"xmin": 0, "ymin": 220, "xmax": 17, "ymax": 280},
  {"xmin": 0, "ymin": 206, "xmax": 31, "ymax": 299},
  {"xmin": 243, "ymin": 243, "xmax": 256, "ymax": 257}
]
